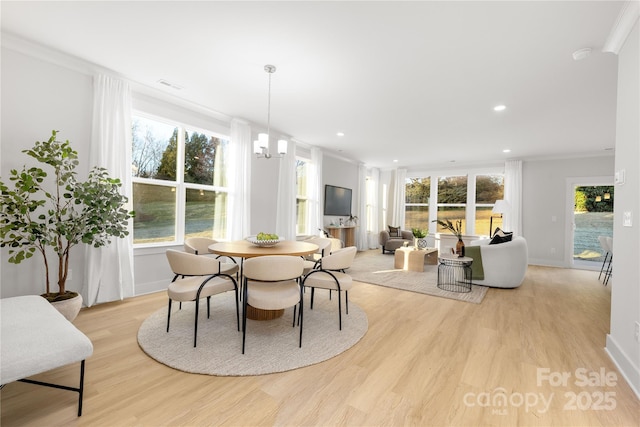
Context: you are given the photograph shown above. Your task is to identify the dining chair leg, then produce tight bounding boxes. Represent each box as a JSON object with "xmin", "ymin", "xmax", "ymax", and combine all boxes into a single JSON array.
[
  {"xmin": 234, "ymin": 286, "xmax": 240, "ymax": 331},
  {"xmin": 345, "ymin": 290, "xmax": 349, "ymax": 315},
  {"xmin": 293, "ymin": 305, "xmax": 297, "ymax": 327},
  {"xmin": 239, "ymin": 258, "xmax": 245, "ymax": 302},
  {"xmin": 193, "ymin": 298, "xmax": 200, "ymax": 348},
  {"xmin": 598, "ymin": 252, "xmax": 609, "ymax": 280},
  {"xmin": 298, "ymin": 285, "xmax": 304, "ymax": 348},
  {"xmin": 310, "ymin": 287, "xmax": 315, "ymax": 309},
  {"xmin": 604, "ymin": 256, "xmax": 613, "ymax": 286},
  {"xmin": 242, "ymin": 279, "xmax": 248, "ymax": 354},
  {"xmin": 338, "ymin": 291, "xmax": 342, "ymax": 331},
  {"xmin": 166, "ymin": 299, "xmax": 172, "ymax": 332},
  {"xmin": 207, "ymin": 296, "xmax": 211, "ymax": 318}
]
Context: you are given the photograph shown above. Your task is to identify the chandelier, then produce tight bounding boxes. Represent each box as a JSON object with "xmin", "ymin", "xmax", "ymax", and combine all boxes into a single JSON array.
[{"xmin": 253, "ymin": 64, "xmax": 287, "ymax": 159}]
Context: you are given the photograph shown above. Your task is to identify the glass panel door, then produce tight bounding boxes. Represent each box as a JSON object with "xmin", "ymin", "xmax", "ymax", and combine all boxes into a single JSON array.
[{"xmin": 573, "ymin": 185, "xmax": 614, "ymax": 269}]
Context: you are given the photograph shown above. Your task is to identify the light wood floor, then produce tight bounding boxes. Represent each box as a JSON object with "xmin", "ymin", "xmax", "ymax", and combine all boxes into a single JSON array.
[{"xmin": 2, "ymin": 265, "xmax": 639, "ymax": 426}]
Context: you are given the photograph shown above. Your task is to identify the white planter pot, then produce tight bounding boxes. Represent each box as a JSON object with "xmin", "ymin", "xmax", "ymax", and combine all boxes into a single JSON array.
[
  {"xmin": 50, "ymin": 293, "xmax": 83, "ymax": 322},
  {"xmin": 414, "ymin": 237, "xmax": 428, "ymax": 249}
]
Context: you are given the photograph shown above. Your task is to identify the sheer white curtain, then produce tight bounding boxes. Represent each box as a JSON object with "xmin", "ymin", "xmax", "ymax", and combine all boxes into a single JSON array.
[
  {"xmin": 387, "ymin": 168, "xmax": 407, "ymax": 228},
  {"xmin": 276, "ymin": 141, "xmax": 297, "ymax": 240},
  {"xmin": 355, "ymin": 164, "xmax": 367, "ymax": 250},
  {"xmin": 367, "ymin": 167, "xmax": 380, "ymax": 248},
  {"xmin": 228, "ymin": 119, "xmax": 252, "ymax": 240},
  {"xmin": 307, "ymin": 146, "xmax": 323, "ymax": 236},
  {"xmin": 503, "ymin": 160, "xmax": 522, "ymax": 236},
  {"xmin": 83, "ymin": 74, "xmax": 134, "ymax": 307}
]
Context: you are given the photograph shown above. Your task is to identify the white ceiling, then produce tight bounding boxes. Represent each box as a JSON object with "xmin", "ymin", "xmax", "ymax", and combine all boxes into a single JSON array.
[{"xmin": 1, "ymin": 1, "xmax": 623, "ymax": 170}]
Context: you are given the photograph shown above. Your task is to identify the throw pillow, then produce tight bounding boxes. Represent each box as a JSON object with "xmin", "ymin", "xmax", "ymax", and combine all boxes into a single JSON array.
[
  {"xmin": 489, "ymin": 228, "xmax": 513, "ymax": 245},
  {"xmin": 388, "ymin": 225, "xmax": 401, "ymax": 238}
]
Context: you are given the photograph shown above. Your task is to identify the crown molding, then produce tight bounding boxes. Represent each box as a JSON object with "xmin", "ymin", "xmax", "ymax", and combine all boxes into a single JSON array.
[{"xmin": 602, "ymin": 1, "xmax": 640, "ymax": 54}]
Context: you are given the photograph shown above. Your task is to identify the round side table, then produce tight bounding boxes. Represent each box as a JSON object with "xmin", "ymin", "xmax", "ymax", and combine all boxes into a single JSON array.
[{"xmin": 437, "ymin": 255, "xmax": 473, "ymax": 293}]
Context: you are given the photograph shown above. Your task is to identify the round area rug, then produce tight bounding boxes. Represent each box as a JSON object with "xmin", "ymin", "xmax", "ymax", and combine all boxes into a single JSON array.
[{"xmin": 137, "ymin": 291, "xmax": 368, "ymax": 376}]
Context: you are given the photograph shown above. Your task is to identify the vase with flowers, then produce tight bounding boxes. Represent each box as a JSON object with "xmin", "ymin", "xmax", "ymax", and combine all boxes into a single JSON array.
[{"xmin": 433, "ymin": 219, "xmax": 465, "ymax": 257}]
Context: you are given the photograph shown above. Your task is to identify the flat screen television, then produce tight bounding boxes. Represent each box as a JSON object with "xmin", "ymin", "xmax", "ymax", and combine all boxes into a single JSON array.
[{"xmin": 324, "ymin": 185, "xmax": 352, "ymax": 216}]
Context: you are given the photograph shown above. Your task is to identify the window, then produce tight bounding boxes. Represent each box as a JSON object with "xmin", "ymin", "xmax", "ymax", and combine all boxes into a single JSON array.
[
  {"xmin": 365, "ymin": 176, "xmax": 375, "ymax": 232},
  {"xmin": 132, "ymin": 115, "xmax": 230, "ymax": 245},
  {"xmin": 475, "ymin": 174, "xmax": 504, "ymax": 235},
  {"xmin": 296, "ymin": 158, "xmax": 309, "ymax": 235},
  {"xmin": 436, "ymin": 175, "xmax": 468, "ymax": 234},
  {"xmin": 405, "ymin": 172, "xmax": 504, "ymax": 236},
  {"xmin": 405, "ymin": 177, "xmax": 430, "ymax": 231}
]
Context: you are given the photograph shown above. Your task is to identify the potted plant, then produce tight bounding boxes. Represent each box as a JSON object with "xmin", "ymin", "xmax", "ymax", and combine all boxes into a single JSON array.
[
  {"xmin": 411, "ymin": 227, "xmax": 428, "ymax": 249},
  {"xmin": 433, "ymin": 219, "xmax": 465, "ymax": 256},
  {"xmin": 0, "ymin": 130, "xmax": 133, "ymax": 320}
]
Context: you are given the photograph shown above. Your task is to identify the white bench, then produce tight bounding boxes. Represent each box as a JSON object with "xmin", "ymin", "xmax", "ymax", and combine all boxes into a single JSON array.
[{"xmin": 0, "ymin": 295, "xmax": 93, "ymax": 416}]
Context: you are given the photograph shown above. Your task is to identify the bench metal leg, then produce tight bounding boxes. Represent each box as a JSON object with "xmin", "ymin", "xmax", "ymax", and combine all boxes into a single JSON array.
[{"xmin": 17, "ymin": 359, "xmax": 87, "ymax": 416}]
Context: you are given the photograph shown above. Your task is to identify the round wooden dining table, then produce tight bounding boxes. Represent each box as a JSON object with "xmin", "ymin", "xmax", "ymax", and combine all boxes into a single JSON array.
[
  {"xmin": 208, "ymin": 239, "xmax": 318, "ymax": 259},
  {"xmin": 208, "ymin": 239, "xmax": 319, "ymax": 320}
]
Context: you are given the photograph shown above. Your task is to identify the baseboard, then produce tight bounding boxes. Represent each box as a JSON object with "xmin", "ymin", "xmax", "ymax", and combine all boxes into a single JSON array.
[
  {"xmin": 135, "ymin": 280, "xmax": 168, "ymax": 296},
  {"xmin": 528, "ymin": 258, "xmax": 566, "ymax": 268},
  {"xmin": 605, "ymin": 334, "xmax": 640, "ymax": 400}
]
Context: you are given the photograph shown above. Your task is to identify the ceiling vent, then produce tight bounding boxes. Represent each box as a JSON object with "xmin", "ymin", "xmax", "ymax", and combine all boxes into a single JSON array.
[{"xmin": 157, "ymin": 79, "xmax": 183, "ymax": 90}]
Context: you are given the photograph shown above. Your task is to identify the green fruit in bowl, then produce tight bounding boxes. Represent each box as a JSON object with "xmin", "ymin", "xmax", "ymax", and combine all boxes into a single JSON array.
[{"xmin": 256, "ymin": 232, "xmax": 278, "ymax": 241}]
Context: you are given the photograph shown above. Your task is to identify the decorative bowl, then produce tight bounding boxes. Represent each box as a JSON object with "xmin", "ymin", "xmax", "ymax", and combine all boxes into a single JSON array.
[{"xmin": 246, "ymin": 236, "xmax": 284, "ymax": 247}]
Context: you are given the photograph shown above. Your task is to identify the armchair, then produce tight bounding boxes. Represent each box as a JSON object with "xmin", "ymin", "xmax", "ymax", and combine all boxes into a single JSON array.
[{"xmin": 379, "ymin": 229, "xmax": 413, "ymax": 254}]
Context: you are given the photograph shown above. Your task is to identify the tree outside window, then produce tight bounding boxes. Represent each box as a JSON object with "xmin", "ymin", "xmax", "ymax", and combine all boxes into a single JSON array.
[
  {"xmin": 476, "ymin": 174, "xmax": 504, "ymax": 235},
  {"xmin": 131, "ymin": 115, "xmax": 230, "ymax": 244},
  {"xmin": 436, "ymin": 175, "xmax": 467, "ymax": 234},
  {"xmin": 405, "ymin": 177, "xmax": 430, "ymax": 231}
]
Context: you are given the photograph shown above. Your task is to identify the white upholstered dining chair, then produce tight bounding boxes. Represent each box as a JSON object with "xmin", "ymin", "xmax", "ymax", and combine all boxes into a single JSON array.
[
  {"xmin": 302, "ymin": 237, "xmax": 333, "ymax": 275},
  {"xmin": 165, "ymin": 249, "xmax": 239, "ymax": 347},
  {"xmin": 184, "ymin": 236, "xmax": 239, "ymax": 279},
  {"xmin": 301, "ymin": 246, "xmax": 357, "ymax": 330},
  {"xmin": 241, "ymin": 255, "xmax": 305, "ymax": 354}
]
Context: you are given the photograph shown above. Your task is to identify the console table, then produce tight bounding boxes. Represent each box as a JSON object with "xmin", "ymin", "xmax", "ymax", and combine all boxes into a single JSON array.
[{"xmin": 326, "ymin": 226, "xmax": 356, "ymax": 247}]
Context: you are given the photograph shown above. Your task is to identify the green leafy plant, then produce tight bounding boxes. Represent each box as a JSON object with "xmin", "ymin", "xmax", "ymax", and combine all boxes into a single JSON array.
[
  {"xmin": 432, "ymin": 219, "xmax": 463, "ymax": 240},
  {"xmin": 0, "ymin": 130, "xmax": 134, "ymax": 301},
  {"xmin": 411, "ymin": 228, "xmax": 428, "ymax": 238}
]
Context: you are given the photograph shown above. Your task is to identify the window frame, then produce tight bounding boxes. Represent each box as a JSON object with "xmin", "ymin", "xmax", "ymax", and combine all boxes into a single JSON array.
[
  {"xmin": 405, "ymin": 167, "xmax": 504, "ymax": 237},
  {"xmin": 295, "ymin": 155, "xmax": 311, "ymax": 236},
  {"xmin": 131, "ymin": 111, "xmax": 231, "ymax": 247}
]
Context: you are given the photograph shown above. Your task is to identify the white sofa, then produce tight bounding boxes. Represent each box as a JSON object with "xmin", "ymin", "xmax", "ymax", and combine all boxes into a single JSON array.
[{"xmin": 468, "ymin": 236, "xmax": 528, "ymax": 288}]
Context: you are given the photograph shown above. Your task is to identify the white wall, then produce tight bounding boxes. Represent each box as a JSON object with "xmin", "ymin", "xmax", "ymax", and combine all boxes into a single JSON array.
[
  {"xmin": 0, "ymin": 46, "xmax": 93, "ymax": 298},
  {"xmin": 522, "ymin": 156, "xmax": 615, "ymax": 267},
  {"xmin": 606, "ymin": 20, "xmax": 640, "ymax": 398},
  {"xmin": 249, "ymin": 146, "xmax": 280, "ymax": 235}
]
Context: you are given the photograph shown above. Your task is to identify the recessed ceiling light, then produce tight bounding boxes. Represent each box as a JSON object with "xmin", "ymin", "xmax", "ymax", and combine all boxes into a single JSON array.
[
  {"xmin": 493, "ymin": 105, "xmax": 506, "ymax": 112},
  {"xmin": 337, "ymin": 132, "xmax": 345, "ymax": 137},
  {"xmin": 503, "ymin": 149, "xmax": 511, "ymax": 153},
  {"xmin": 393, "ymin": 159, "xmax": 398, "ymax": 163}
]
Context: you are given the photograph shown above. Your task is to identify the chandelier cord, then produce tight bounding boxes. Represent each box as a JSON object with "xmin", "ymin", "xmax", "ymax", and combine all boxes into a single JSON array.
[{"xmin": 267, "ymin": 70, "xmax": 271, "ymax": 140}]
